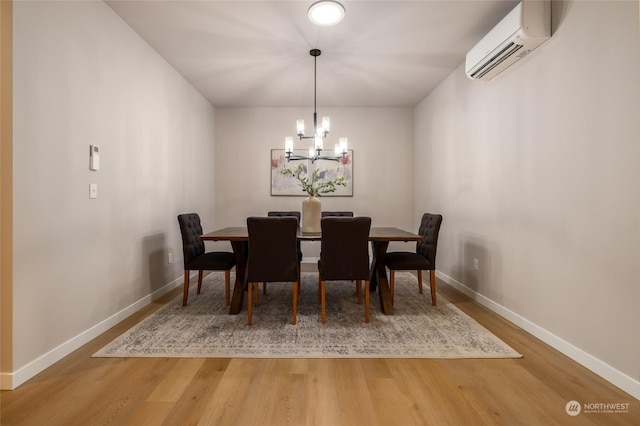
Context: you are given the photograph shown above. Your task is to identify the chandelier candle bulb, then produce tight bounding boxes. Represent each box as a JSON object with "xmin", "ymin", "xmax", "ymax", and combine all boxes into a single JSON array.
[
  {"xmin": 322, "ymin": 116, "xmax": 330, "ymax": 132},
  {"xmin": 315, "ymin": 135, "xmax": 323, "ymax": 151},
  {"xmin": 297, "ymin": 119, "xmax": 305, "ymax": 136},
  {"xmin": 285, "ymin": 137, "xmax": 294, "ymax": 154},
  {"xmin": 339, "ymin": 137, "xmax": 348, "ymax": 153}
]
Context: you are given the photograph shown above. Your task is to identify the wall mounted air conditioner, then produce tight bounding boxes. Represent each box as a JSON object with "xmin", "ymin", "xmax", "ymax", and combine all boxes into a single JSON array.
[{"xmin": 465, "ymin": 0, "xmax": 550, "ymax": 81}]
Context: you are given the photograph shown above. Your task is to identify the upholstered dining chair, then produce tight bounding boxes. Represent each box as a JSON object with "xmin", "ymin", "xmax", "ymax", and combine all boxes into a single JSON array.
[
  {"xmin": 384, "ymin": 213, "xmax": 443, "ymax": 306},
  {"xmin": 321, "ymin": 211, "xmax": 354, "ymax": 217},
  {"xmin": 246, "ymin": 216, "xmax": 301, "ymax": 325},
  {"xmin": 321, "ymin": 212, "xmax": 356, "ymax": 288},
  {"xmin": 318, "ymin": 217, "xmax": 372, "ymax": 323},
  {"xmin": 177, "ymin": 213, "xmax": 236, "ymax": 307},
  {"xmin": 267, "ymin": 211, "xmax": 303, "ymax": 262},
  {"xmin": 266, "ymin": 211, "xmax": 303, "ymax": 294}
]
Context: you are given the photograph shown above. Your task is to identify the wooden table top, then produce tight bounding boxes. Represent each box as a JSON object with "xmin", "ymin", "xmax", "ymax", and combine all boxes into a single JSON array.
[{"xmin": 200, "ymin": 226, "xmax": 421, "ymax": 242}]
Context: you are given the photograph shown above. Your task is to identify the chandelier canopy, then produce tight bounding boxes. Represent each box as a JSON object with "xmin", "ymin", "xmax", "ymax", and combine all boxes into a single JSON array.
[{"xmin": 284, "ymin": 49, "xmax": 348, "ymax": 164}]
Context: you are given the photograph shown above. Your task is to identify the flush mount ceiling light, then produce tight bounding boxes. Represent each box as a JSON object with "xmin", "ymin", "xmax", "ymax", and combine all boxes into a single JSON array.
[{"xmin": 308, "ymin": 1, "xmax": 346, "ymax": 26}]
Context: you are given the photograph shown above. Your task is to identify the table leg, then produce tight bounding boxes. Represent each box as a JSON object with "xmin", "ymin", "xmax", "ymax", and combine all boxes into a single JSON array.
[
  {"xmin": 370, "ymin": 241, "xmax": 394, "ymax": 315},
  {"xmin": 228, "ymin": 241, "xmax": 247, "ymax": 315}
]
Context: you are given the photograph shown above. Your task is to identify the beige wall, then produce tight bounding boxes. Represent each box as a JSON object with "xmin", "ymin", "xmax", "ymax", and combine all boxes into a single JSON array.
[
  {"xmin": 1, "ymin": 0, "xmax": 13, "ymax": 388},
  {"xmin": 213, "ymin": 107, "xmax": 415, "ymax": 258},
  {"xmin": 6, "ymin": 1, "xmax": 216, "ymax": 388},
  {"xmin": 414, "ymin": 0, "xmax": 640, "ymax": 396}
]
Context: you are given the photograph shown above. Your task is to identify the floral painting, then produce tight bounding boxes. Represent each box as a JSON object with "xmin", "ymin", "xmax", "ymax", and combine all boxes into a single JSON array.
[{"xmin": 271, "ymin": 149, "xmax": 353, "ymax": 196}]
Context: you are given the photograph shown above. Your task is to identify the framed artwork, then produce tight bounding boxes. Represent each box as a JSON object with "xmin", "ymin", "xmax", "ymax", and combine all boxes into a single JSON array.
[{"xmin": 271, "ymin": 149, "xmax": 353, "ymax": 196}]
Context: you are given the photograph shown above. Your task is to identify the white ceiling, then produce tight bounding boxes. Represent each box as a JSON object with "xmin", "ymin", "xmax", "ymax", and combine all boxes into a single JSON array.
[{"xmin": 106, "ymin": 0, "xmax": 519, "ymax": 107}]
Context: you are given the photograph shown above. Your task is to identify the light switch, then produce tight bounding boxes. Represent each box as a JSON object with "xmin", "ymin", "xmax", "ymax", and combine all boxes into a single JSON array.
[{"xmin": 89, "ymin": 183, "xmax": 98, "ymax": 199}]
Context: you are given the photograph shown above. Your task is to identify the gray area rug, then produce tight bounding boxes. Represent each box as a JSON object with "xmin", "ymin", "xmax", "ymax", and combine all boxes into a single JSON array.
[{"xmin": 94, "ymin": 272, "xmax": 521, "ymax": 359}]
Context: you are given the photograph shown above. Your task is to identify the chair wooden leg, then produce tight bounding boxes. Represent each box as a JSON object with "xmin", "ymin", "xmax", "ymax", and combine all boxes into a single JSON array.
[
  {"xmin": 365, "ymin": 280, "xmax": 370, "ymax": 323},
  {"xmin": 292, "ymin": 280, "xmax": 299, "ymax": 325},
  {"xmin": 182, "ymin": 270, "xmax": 190, "ymax": 306},
  {"xmin": 320, "ymin": 280, "xmax": 326, "ymax": 323},
  {"xmin": 254, "ymin": 282, "xmax": 259, "ymax": 306},
  {"xmin": 356, "ymin": 280, "xmax": 362, "ymax": 305},
  {"xmin": 248, "ymin": 282, "xmax": 254, "ymax": 325},
  {"xmin": 224, "ymin": 270, "xmax": 231, "ymax": 306},
  {"xmin": 197, "ymin": 270, "xmax": 204, "ymax": 294},
  {"xmin": 417, "ymin": 270, "xmax": 423, "ymax": 294},
  {"xmin": 389, "ymin": 270, "xmax": 395, "ymax": 306},
  {"xmin": 430, "ymin": 270, "xmax": 437, "ymax": 306}
]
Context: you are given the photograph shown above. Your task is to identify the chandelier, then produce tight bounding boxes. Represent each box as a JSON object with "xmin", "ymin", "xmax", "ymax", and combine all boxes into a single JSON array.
[{"xmin": 284, "ymin": 49, "xmax": 348, "ymax": 163}]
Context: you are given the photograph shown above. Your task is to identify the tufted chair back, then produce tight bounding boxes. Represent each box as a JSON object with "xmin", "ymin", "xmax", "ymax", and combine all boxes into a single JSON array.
[
  {"xmin": 267, "ymin": 211, "xmax": 301, "ymax": 221},
  {"xmin": 177, "ymin": 213, "xmax": 205, "ymax": 267},
  {"xmin": 416, "ymin": 213, "xmax": 443, "ymax": 268},
  {"xmin": 321, "ymin": 211, "xmax": 354, "ymax": 217}
]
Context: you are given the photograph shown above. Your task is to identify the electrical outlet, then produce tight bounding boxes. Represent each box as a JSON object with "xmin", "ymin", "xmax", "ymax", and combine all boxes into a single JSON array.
[
  {"xmin": 168, "ymin": 252, "xmax": 173, "ymax": 264},
  {"xmin": 473, "ymin": 258, "xmax": 479, "ymax": 271}
]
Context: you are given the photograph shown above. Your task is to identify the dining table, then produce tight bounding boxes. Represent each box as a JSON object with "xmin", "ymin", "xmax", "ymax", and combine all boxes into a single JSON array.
[{"xmin": 200, "ymin": 226, "xmax": 422, "ymax": 316}]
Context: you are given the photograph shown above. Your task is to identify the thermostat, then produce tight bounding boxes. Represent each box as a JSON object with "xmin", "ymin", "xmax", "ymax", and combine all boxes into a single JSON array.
[{"xmin": 90, "ymin": 145, "xmax": 100, "ymax": 171}]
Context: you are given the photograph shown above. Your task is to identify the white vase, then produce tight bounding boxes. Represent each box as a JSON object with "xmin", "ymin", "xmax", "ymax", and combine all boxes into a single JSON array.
[{"xmin": 302, "ymin": 195, "xmax": 321, "ymax": 234}]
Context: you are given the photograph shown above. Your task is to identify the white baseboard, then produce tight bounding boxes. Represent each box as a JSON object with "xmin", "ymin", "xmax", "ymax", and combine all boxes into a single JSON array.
[
  {"xmin": 436, "ymin": 271, "xmax": 640, "ymax": 401},
  {"xmin": 1, "ymin": 275, "xmax": 184, "ymax": 390},
  {"xmin": 5, "ymin": 271, "xmax": 638, "ymax": 400}
]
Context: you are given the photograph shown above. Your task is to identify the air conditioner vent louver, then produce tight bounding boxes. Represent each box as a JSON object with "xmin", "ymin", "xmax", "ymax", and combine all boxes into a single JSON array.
[
  {"xmin": 465, "ymin": 1, "xmax": 550, "ymax": 81},
  {"xmin": 470, "ymin": 42, "xmax": 523, "ymax": 79}
]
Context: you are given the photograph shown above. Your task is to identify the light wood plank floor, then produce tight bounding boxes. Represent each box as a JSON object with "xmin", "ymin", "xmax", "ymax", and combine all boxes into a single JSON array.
[{"xmin": 1, "ymin": 273, "xmax": 638, "ymax": 425}]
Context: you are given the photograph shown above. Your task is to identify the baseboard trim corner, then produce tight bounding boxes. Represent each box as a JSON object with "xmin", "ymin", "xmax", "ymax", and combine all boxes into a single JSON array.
[
  {"xmin": 436, "ymin": 271, "xmax": 640, "ymax": 401},
  {"xmin": 4, "ymin": 276, "xmax": 184, "ymax": 390}
]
